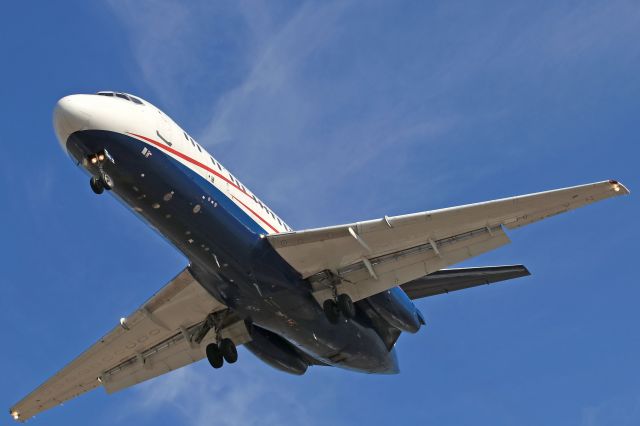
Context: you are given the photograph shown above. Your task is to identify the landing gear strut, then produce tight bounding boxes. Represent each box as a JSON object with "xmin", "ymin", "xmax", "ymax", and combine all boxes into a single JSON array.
[{"xmin": 206, "ymin": 338, "xmax": 238, "ymax": 369}]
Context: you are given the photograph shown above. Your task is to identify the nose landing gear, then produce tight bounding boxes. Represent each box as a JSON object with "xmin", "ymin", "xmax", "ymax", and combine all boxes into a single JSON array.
[
  {"xmin": 86, "ymin": 150, "xmax": 114, "ymax": 195},
  {"xmin": 89, "ymin": 173, "xmax": 113, "ymax": 194}
]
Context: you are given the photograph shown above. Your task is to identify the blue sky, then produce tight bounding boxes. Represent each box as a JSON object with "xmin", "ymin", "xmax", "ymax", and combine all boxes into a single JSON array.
[{"xmin": 1, "ymin": 1, "xmax": 638, "ymax": 425}]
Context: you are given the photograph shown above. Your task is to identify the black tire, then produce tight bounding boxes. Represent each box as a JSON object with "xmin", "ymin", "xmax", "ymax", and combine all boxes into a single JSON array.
[
  {"xmin": 206, "ymin": 343, "xmax": 224, "ymax": 369},
  {"xmin": 337, "ymin": 294, "xmax": 356, "ymax": 319},
  {"xmin": 323, "ymin": 299, "xmax": 340, "ymax": 324},
  {"xmin": 90, "ymin": 176, "xmax": 104, "ymax": 194},
  {"xmin": 219, "ymin": 338, "xmax": 238, "ymax": 364},
  {"xmin": 100, "ymin": 173, "xmax": 114, "ymax": 190}
]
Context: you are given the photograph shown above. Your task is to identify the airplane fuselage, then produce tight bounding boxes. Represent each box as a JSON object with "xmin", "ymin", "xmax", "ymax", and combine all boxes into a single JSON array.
[{"xmin": 55, "ymin": 93, "xmax": 399, "ymax": 374}]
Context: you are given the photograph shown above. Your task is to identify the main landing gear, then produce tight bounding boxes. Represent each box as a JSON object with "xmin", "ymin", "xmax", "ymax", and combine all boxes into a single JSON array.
[
  {"xmin": 323, "ymin": 294, "xmax": 356, "ymax": 324},
  {"xmin": 206, "ymin": 338, "xmax": 238, "ymax": 369}
]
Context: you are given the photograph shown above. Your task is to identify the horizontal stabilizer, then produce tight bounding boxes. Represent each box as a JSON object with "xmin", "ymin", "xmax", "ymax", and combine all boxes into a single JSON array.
[{"xmin": 400, "ymin": 265, "xmax": 530, "ymax": 300}]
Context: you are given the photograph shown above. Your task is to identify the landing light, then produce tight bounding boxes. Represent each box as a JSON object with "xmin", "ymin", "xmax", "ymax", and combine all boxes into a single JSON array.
[
  {"xmin": 98, "ymin": 154, "xmax": 105, "ymax": 161},
  {"xmin": 11, "ymin": 411, "xmax": 19, "ymax": 420},
  {"xmin": 613, "ymin": 183, "xmax": 621, "ymax": 192},
  {"xmin": 90, "ymin": 156, "xmax": 98, "ymax": 164}
]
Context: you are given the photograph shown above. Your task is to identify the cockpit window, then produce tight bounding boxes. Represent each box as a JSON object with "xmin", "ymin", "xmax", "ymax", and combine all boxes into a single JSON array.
[{"xmin": 96, "ymin": 91, "xmax": 143, "ymax": 105}]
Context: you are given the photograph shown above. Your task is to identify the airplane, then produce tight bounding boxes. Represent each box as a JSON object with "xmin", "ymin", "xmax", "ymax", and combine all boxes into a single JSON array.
[{"xmin": 9, "ymin": 91, "xmax": 629, "ymax": 422}]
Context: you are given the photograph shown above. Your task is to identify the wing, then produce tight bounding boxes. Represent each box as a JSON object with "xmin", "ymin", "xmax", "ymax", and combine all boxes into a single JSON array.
[
  {"xmin": 268, "ymin": 180, "xmax": 629, "ymax": 304},
  {"xmin": 400, "ymin": 265, "xmax": 530, "ymax": 299},
  {"xmin": 10, "ymin": 268, "xmax": 248, "ymax": 422}
]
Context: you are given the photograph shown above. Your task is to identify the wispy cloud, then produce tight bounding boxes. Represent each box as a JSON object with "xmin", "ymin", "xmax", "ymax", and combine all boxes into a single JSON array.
[
  {"xmin": 123, "ymin": 359, "xmax": 330, "ymax": 426},
  {"xmin": 106, "ymin": 0, "xmax": 640, "ymax": 225},
  {"xmin": 582, "ymin": 393, "xmax": 640, "ymax": 426},
  {"xmin": 105, "ymin": 0, "xmax": 467, "ymax": 226}
]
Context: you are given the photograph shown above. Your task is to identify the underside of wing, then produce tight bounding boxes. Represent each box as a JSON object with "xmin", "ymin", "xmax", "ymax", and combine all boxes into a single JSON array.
[
  {"xmin": 400, "ymin": 265, "xmax": 531, "ymax": 299},
  {"xmin": 268, "ymin": 180, "xmax": 628, "ymax": 304},
  {"xmin": 10, "ymin": 268, "xmax": 245, "ymax": 422}
]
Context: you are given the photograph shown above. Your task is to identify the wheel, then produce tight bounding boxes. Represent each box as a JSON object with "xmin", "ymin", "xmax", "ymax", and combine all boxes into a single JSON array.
[
  {"xmin": 219, "ymin": 338, "xmax": 238, "ymax": 364},
  {"xmin": 323, "ymin": 299, "xmax": 340, "ymax": 324},
  {"xmin": 337, "ymin": 294, "xmax": 356, "ymax": 319},
  {"xmin": 100, "ymin": 173, "xmax": 114, "ymax": 190},
  {"xmin": 206, "ymin": 343, "xmax": 224, "ymax": 369},
  {"xmin": 90, "ymin": 176, "xmax": 104, "ymax": 194}
]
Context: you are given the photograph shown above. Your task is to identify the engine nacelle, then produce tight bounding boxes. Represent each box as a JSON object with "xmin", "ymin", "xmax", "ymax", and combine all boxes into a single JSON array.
[
  {"xmin": 245, "ymin": 325, "xmax": 308, "ymax": 375},
  {"xmin": 367, "ymin": 287, "xmax": 424, "ymax": 333}
]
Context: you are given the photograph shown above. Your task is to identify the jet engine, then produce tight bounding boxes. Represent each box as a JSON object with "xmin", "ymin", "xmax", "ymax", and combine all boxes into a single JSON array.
[
  {"xmin": 367, "ymin": 287, "xmax": 424, "ymax": 333},
  {"xmin": 245, "ymin": 325, "xmax": 309, "ymax": 375}
]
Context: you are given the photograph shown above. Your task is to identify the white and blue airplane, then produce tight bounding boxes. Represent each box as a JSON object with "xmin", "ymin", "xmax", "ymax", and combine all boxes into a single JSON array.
[{"xmin": 9, "ymin": 91, "xmax": 629, "ymax": 421}]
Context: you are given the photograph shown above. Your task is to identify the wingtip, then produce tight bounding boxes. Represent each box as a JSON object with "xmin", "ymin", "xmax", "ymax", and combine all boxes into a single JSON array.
[
  {"xmin": 608, "ymin": 179, "xmax": 630, "ymax": 195},
  {"xmin": 9, "ymin": 408, "xmax": 21, "ymax": 423}
]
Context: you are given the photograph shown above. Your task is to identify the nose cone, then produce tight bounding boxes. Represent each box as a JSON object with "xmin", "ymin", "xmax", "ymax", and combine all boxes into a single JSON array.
[{"xmin": 53, "ymin": 95, "xmax": 92, "ymax": 152}]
